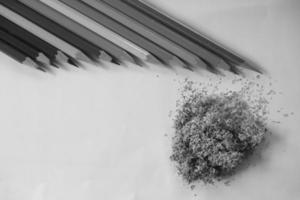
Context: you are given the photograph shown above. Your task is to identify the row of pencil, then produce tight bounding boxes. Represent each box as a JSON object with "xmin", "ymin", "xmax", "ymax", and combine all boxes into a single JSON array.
[{"xmin": 0, "ymin": 0, "xmax": 260, "ymax": 73}]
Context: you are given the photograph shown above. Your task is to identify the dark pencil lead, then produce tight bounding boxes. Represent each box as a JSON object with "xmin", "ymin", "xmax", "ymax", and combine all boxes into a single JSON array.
[
  {"xmin": 183, "ymin": 62, "xmax": 194, "ymax": 71},
  {"xmin": 89, "ymin": 53, "xmax": 103, "ymax": 64},
  {"xmin": 120, "ymin": 50, "xmax": 136, "ymax": 65},
  {"xmin": 228, "ymin": 61, "xmax": 246, "ymax": 76},
  {"xmin": 230, "ymin": 65, "xmax": 241, "ymax": 75},
  {"xmin": 129, "ymin": 53, "xmax": 144, "ymax": 67},
  {"xmin": 156, "ymin": 56, "xmax": 169, "ymax": 67},
  {"xmin": 201, "ymin": 59, "xmax": 223, "ymax": 75},
  {"xmin": 74, "ymin": 51, "xmax": 91, "ymax": 63},
  {"xmin": 111, "ymin": 57, "xmax": 121, "ymax": 65},
  {"xmin": 222, "ymin": 59, "xmax": 241, "ymax": 75},
  {"xmin": 177, "ymin": 59, "xmax": 193, "ymax": 71},
  {"xmin": 51, "ymin": 60, "xmax": 60, "ymax": 68},
  {"xmin": 200, "ymin": 58, "xmax": 217, "ymax": 72},
  {"xmin": 146, "ymin": 54, "xmax": 164, "ymax": 66},
  {"xmin": 67, "ymin": 57, "xmax": 81, "ymax": 67},
  {"xmin": 35, "ymin": 61, "xmax": 48, "ymax": 72},
  {"xmin": 36, "ymin": 67, "xmax": 47, "ymax": 72},
  {"xmin": 239, "ymin": 60, "xmax": 265, "ymax": 74},
  {"xmin": 82, "ymin": 52, "xmax": 99, "ymax": 64},
  {"xmin": 167, "ymin": 56, "xmax": 185, "ymax": 68}
]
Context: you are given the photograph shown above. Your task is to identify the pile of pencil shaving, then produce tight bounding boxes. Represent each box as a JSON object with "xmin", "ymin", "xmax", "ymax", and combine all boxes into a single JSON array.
[{"xmin": 0, "ymin": 0, "xmax": 261, "ymax": 74}]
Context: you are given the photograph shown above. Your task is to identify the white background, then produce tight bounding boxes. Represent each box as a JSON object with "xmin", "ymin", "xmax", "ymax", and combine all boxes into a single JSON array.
[{"xmin": 0, "ymin": 0, "xmax": 299, "ymax": 199}]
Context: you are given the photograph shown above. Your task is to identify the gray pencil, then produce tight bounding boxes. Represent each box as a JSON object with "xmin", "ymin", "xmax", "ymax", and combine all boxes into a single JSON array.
[
  {"xmin": 83, "ymin": 0, "xmax": 206, "ymax": 69},
  {"xmin": 57, "ymin": 0, "xmax": 184, "ymax": 66},
  {"xmin": 128, "ymin": 0, "xmax": 261, "ymax": 72},
  {"xmin": 18, "ymin": 0, "xmax": 134, "ymax": 64},
  {"xmin": 105, "ymin": 0, "xmax": 229, "ymax": 70},
  {"xmin": 0, "ymin": 40, "xmax": 45, "ymax": 71},
  {"xmin": 47, "ymin": 0, "xmax": 151, "ymax": 63},
  {"xmin": 0, "ymin": 4, "xmax": 90, "ymax": 62},
  {"xmin": 0, "ymin": 28, "xmax": 50, "ymax": 66}
]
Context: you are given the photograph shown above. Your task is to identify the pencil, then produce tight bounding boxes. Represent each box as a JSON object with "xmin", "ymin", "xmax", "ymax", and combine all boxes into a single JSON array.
[
  {"xmin": 83, "ymin": 0, "xmax": 204, "ymax": 69},
  {"xmin": 0, "ymin": 28, "xmax": 50, "ymax": 66},
  {"xmin": 20, "ymin": 0, "xmax": 136, "ymax": 64},
  {"xmin": 46, "ymin": 0, "xmax": 152, "ymax": 63},
  {"xmin": 54, "ymin": 0, "xmax": 183, "ymax": 66},
  {"xmin": 19, "ymin": 0, "xmax": 115, "ymax": 63},
  {"xmin": 126, "ymin": 0, "xmax": 260, "ymax": 72},
  {"xmin": 0, "ymin": 40, "xmax": 45, "ymax": 71},
  {"xmin": 0, "ymin": 1, "xmax": 100, "ymax": 62},
  {"xmin": 0, "ymin": 4, "xmax": 89, "ymax": 63},
  {"xmin": 0, "ymin": 15, "xmax": 69, "ymax": 66},
  {"xmin": 23, "ymin": 0, "xmax": 134, "ymax": 64},
  {"xmin": 97, "ymin": 0, "xmax": 227, "ymax": 70}
]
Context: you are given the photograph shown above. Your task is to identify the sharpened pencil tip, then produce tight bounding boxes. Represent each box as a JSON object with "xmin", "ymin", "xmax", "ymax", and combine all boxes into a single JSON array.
[
  {"xmin": 23, "ymin": 57, "xmax": 39, "ymax": 69},
  {"xmin": 120, "ymin": 51, "xmax": 136, "ymax": 64},
  {"xmin": 37, "ymin": 66, "xmax": 47, "ymax": 72},
  {"xmin": 238, "ymin": 61, "xmax": 264, "ymax": 74},
  {"xmin": 37, "ymin": 53, "xmax": 51, "ymax": 66},
  {"xmin": 99, "ymin": 50, "xmax": 112, "ymax": 62},
  {"xmin": 55, "ymin": 51, "xmax": 69, "ymax": 64},
  {"xmin": 168, "ymin": 56, "xmax": 185, "ymax": 68},
  {"xmin": 51, "ymin": 61, "xmax": 60, "ymax": 68},
  {"xmin": 75, "ymin": 51, "xmax": 92, "ymax": 63},
  {"xmin": 195, "ymin": 58, "xmax": 209, "ymax": 69},
  {"xmin": 219, "ymin": 59, "xmax": 243, "ymax": 75},
  {"xmin": 67, "ymin": 57, "xmax": 81, "ymax": 67},
  {"xmin": 203, "ymin": 60, "xmax": 223, "ymax": 75},
  {"xmin": 146, "ymin": 54, "xmax": 163, "ymax": 65},
  {"xmin": 36, "ymin": 60, "xmax": 49, "ymax": 72},
  {"xmin": 198, "ymin": 58, "xmax": 219, "ymax": 74},
  {"xmin": 230, "ymin": 65, "xmax": 243, "ymax": 75},
  {"xmin": 111, "ymin": 58, "xmax": 121, "ymax": 65}
]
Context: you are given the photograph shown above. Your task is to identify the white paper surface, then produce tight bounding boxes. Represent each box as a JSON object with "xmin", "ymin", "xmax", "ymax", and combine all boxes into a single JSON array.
[{"xmin": 0, "ymin": 0, "xmax": 299, "ymax": 199}]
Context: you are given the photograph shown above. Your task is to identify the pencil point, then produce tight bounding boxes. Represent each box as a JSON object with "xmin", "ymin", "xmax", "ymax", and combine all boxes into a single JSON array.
[
  {"xmin": 191, "ymin": 57, "xmax": 204, "ymax": 68},
  {"xmin": 238, "ymin": 61, "xmax": 264, "ymax": 74},
  {"xmin": 75, "ymin": 51, "xmax": 92, "ymax": 63},
  {"xmin": 120, "ymin": 51, "xmax": 136, "ymax": 64},
  {"xmin": 216, "ymin": 59, "xmax": 231, "ymax": 71},
  {"xmin": 99, "ymin": 50, "xmax": 112, "ymax": 62},
  {"xmin": 199, "ymin": 58, "xmax": 220, "ymax": 74},
  {"xmin": 146, "ymin": 54, "xmax": 163, "ymax": 65},
  {"xmin": 37, "ymin": 53, "xmax": 51, "ymax": 66},
  {"xmin": 168, "ymin": 56, "xmax": 185, "ymax": 68},
  {"xmin": 204, "ymin": 62, "xmax": 222, "ymax": 75},
  {"xmin": 23, "ymin": 57, "xmax": 39, "ymax": 69},
  {"xmin": 195, "ymin": 58, "xmax": 209, "ymax": 69},
  {"xmin": 55, "ymin": 51, "xmax": 69, "ymax": 64},
  {"xmin": 230, "ymin": 65, "xmax": 242, "ymax": 75},
  {"xmin": 36, "ymin": 60, "xmax": 49, "ymax": 72},
  {"xmin": 51, "ymin": 61, "xmax": 60, "ymax": 68},
  {"xmin": 111, "ymin": 58, "xmax": 121, "ymax": 65},
  {"xmin": 68, "ymin": 57, "xmax": 81, "ymax": 67}
]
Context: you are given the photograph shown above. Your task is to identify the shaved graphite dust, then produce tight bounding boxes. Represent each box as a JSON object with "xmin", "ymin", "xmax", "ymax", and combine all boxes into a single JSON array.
[{"xmin": 171, "ymin": 78, "xmax": 270, "ymax": 184}]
